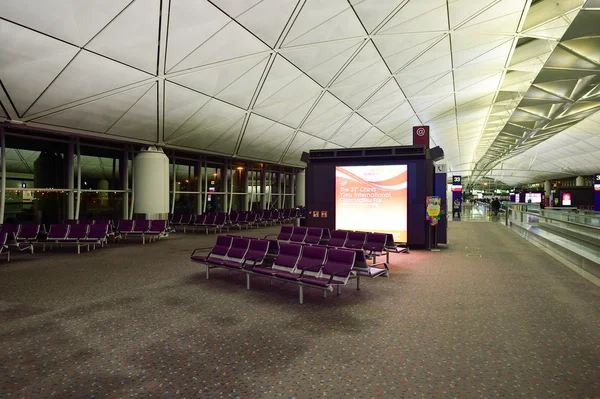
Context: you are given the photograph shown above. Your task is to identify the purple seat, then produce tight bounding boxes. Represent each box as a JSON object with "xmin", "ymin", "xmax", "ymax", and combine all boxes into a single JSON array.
[
  {"xmin": 131, "ymin": 220, "xmax": 151, "ymax": 234},
  {"xmin": 220, "ymin": 237, "xmax": 251, "ymax": 270},
  {"xmin": 117, "ymin": 220, "xmax": 134, "ymax": 235},
  {"xmin": 328, "ymin": 230, "xmax": 348, "ymax": 247},
  {"xmin": 47, "ymin": 224, "xmax": 70, "ymax": 241},
  {"xmin": 289, "ymin": 226, "xmax": 307, "ymax": 244},
  {"xmin": 146, "ymin": 220, "xmax": 168, "ymax": 242},
  {"xmin": 191, "ymin": 235, "xmax": 233, "ymax": 279},
  {"xmin": 82, "ymin": 224, "xmax": 109, "ymax": 249},
  {"xmin": 242, "ymin": 239, "xmax": 269, "ymax": 270},
  {"xmin": 268, "ymin": 225, "xmax": 293, "ymax": 241},
  {"xmin": 170, "ymin": 214, "xmax": 182, "ymax": 225},
  {"xmin": 251, "ymin": 243, "xmax": 302, "ymax": 278},
  {"xmin": 65, "ymin": 224, "xmax": 89, "ymax": 240},
  {"xmin": 385, "ymin": 233, "xmax": 409, "ymax": 254},
  {"xmin": 297, "ymin": 248, "xmax": 356, "ymax": 304},
  {"xmin": 275, "ymin": 245, "xmax": 327, "ymax": 282},
  {"xmin": 304, "ymin": 228, "xmax": 323, "ymax": 245},
  {"xmin": 16, "ymin": 224, "xmax": 40, "ymax": 242},
  {"xmin": 0, "ymin": 224, "xmax": 21, "ymax": 240},
  {"xmin": 64, "ymin": 219, "xmax": 79, "ymax": 225},
  {"xmin": 344, "ymin": 231, "xmax": 367, "ymax": 249}
]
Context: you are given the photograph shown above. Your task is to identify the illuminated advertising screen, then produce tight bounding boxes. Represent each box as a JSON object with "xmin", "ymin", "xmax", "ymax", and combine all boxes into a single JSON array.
[
  {"xmin": 525, "ymin": 193, "xmax": 542, "ymax": 203},
  {"xmin": 335, "ymin": 165, "xmax": 407, "ymax": 242},
  {"xmin": 562, "ymin": 192, "xmax": 571, "ymax": 206},
  {"xmin": 515, "ymin": 194, "xmax": 520, "ymax": 203}
]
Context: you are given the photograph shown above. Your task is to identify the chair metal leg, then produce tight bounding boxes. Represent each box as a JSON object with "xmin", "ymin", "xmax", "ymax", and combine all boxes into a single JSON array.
[
  {"xmin": 337, "ymin": 285, "xmax": 341, "ymax": 296},
  {"xmin": 299, "ymin": 285, "xmax": 303, "ymax": 304},
  {"xmin": 323, "ymin": 290, "xmax": 327, "ymax": 298},
  {"xmin": 206, "ymin": 265, "xmax": 210, "ymax": 280},
  {"xmin": 356, "ymin": 275, "xmax": 361, "ymax": 290},
  {"xmin": 246, "ymin": 274, "xmax": 251, "ymax": 290},
  {"xmin": 269, "ymin": 278, "xmax": 273, "ymax": 286}
]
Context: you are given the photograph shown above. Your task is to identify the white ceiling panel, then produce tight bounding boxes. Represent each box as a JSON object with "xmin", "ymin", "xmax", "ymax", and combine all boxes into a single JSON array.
[
  {"xmin": 280, "ymin": 39, "xmax": 364, "ymax": 86},
  {"xmin": 1, "ymin": 0, "xmax": 595, "ymax": 184},
  {"xmin": 0, "ymin": 20, "xmax": 79, "ymax": 116},
  {"xmin": 32, "ymin": 84, "xmax": 154, "ymax": 133},
  {"xmin": 169, "ymin": 55, "xmax": 269, "ymax": 109},
  {"xmin": 86, "ymin": 0, "xmax": 160, "ymax": 74},
  {"xmin": 380, "ymin": 0, "xmax": 448, "ymax": 34},
  {"xmin": 26, "ymin": 50, "xmax": 151, "ymax": 116},
  {"xmin": 351, "ymin": 0, "xmax": 404, "ymax": 33},
  {"xmin": 0, "ymin": 0, "xmax": 130, "ymax": 46},
  {"xmin": 171, "ymin": 21, "xmax": 270, "ymax": 72},
  {"xmin": 165, "ymin": 97, "xmax": 245, "ymax": 143},
  {"xmin": 283, "ymin": 0, "xmax": 364, "ymax": 47},
  {"xmin": 107, "ymin": 83, "xmax": 158, "ymax": 141},
  {"xmin": 238, "ymin": 114, "xmax": 296, "ymax": 161}
]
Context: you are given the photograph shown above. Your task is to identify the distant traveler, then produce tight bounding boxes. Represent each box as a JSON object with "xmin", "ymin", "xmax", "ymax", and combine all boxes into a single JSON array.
[
  {"xmin": 491, "ymin": 198, "xmax": 500, "ymax": 216},
  {"xmin": 453, "ymin": 199, "xmax": 461, "ymax": 218}
]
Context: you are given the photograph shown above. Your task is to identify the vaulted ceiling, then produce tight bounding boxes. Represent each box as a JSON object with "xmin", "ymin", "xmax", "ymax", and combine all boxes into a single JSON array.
[{"xmin": 0, "ymin": 0, "xmax": 598, "ymax": 184}]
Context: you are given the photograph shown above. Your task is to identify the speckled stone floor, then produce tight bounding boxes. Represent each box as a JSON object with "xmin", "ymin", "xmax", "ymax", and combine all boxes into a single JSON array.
[{"xmin": 0, "ymin": 222, "xmax": 598, "ymax": 398}]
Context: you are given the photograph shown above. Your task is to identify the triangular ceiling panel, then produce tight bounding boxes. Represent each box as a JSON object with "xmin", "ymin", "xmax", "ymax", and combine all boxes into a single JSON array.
[
  {"xmin": 32, "ymin": 84, "xmax": 154, "ymax": 133},
  {"xmin": 448, "ymin": 0, "xmax": 496, "ymax": 29},
  {"xmin": 26, "ymin": 50, "xmax": 152, "ymax": 116},
  {"xmin": 86, "ymin": 0, "xmax": 160, "ymax": 74},
  {"xmin": 165, "ymin": 0, "xmax": 231, "ymax": 72},
  {"xmin": 302, "ymin": 92, "xmax": 353, "ymax": 138},
  {"xmin": 281, "ymin": 131, "xmax": 326, "ymax": 164},
  {"xmin": 329, "ymin": 113, "xmax": 372, "ymax": 146},
  {"xmin": 170, "ymin": 116, "xmax": 244, "ymax": 153},
  {"xmin": 352, "ymin": 127, "xmax": 385, "ymax": 147},
  {"xmin": 238, "ymin": 114, "xmax": 296, "ymax": 161},
  {"xmin": 358, "ymin": 79, "xmax": 407, "ymax": 124},
  {"xmin": 399, "ymin": 36, "xmax": 452, "ymax": 79},
  {"xmin": 374, "ymin": 33, "xmax": 445, "ymax": 73},
  {"xmin": 451, "ymin": 34, "xmax": 514, "ymax": 68},
  {"xmin": 163, "ymin": 82, "xmax": 211, "ymax": 138},
  {"xmin": 375, "ymin": 101, "xmax": 415, "ymax": 133},
  {"xmin": 456, "ymin": 0, "xmax": 526, "ymax": 34},
  {"xmin": 216, "ymin": 0, "xmax": 300, "ymax": 47},
  {"xmin": 107, "ymin": 83, "xmax": 158, "ymax": 141},
  {"xmin": 169, "ymin": 55, "xmax": 269, "ymax": 109},
  {"xmin": 330, "ymin": 42, "xmax": 391, "ymax": 108},
  {"xmin": 0, "ymin": 0, "xmax": 130, "ymax": 46},
  {"xmin": 523, "ymin": 9, "xmax": 579, "ymax": 39},
  {"xmin": 351, "ymin": 0, "xmax": 404, "ymax": 33},
  {"xmin": 171, "ymin": 21, "xmax": 270, "ymax": 72},
  {"xmin": 165, "ymin": 97, "xmax": 246, "ymax": 143},
  {"xmin": 253, "ymin": 57, "xmax": 322, "ymax": 127},
  {"xmin": 0, "ymin": 20, "xmax": 79, "ymax": 116},
  {"xmin": 380, "ymin": 0, "xmax": 448, "ymax": 34},
  {"xmin": 283, "ymin": 0, "xmax": 364, "ymax": 47},
  {"xmin": 280, "ymin": 39, "xmax": 364, "ymax": 86}
]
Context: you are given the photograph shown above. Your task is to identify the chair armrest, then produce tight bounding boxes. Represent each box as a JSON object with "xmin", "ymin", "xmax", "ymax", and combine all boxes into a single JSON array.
[
  {"xmin": 298, "ymin": 263, "xmax": 325, "ymax": 278},
  {"xmin": 241, "ymin": 255, "xmax": 265, "ymax": 269},
  {"xmin": 327, "ymin": 270, "xmax": 351, "ymax": 284},
  {"xmin": 191, "ymin": 247, "xmax": 213, "ymax": 257}
]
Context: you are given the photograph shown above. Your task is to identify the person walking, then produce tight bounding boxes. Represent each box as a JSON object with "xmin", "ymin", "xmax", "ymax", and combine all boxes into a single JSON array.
[{"xmin": 453, "ymin": 198, "xmax": 461, "ymax": 218}]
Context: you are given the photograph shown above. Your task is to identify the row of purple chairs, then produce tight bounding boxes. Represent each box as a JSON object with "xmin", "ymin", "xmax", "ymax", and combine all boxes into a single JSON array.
[
  {"xmin": 0, "ymin": 223, "xmax": 43, "ymax": 255},
  {"xmin": 191, "ymin": 237, "xmax": 357, "ymax": 304},
  {"xmin": 171, "ymin": 209, "xmax": 301, "ymax": 233},
  {"xmin": 270, "ymin": 226, "xmax": 409, "ymax": 261},
  {"xmin": 115, "ymin": 220, "xmax": 168, "ymax": 244},
  {"xmin": 43, "ymin": 224, "xmax": 110, "ymax": 254}
]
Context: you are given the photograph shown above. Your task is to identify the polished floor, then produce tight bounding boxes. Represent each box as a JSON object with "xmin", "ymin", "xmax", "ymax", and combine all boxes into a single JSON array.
[{"xmin": 0, "ymin": 222, "xmax": 599, "ymax": 398}]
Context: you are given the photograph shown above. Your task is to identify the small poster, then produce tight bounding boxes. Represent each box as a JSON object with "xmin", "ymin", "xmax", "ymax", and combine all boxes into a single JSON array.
[
  {"xmin": 320, "ymin": 211, "xmax": 327, "ymax": 218},
  {"xmin": 426, "ymin": 196, "xmax": 441, "ymax": 226},
  {"xmin": 312, "ymin": 211, "xmax": 319, "ymax": 218}
]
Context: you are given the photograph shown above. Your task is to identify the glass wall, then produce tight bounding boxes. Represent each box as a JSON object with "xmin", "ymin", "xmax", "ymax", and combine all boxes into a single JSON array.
[{"xmin": 1, "ymin": 127, "xmax": 301, "ymax": 225}]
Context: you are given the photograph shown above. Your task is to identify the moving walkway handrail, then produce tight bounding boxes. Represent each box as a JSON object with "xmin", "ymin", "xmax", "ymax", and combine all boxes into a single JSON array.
[{"xmin": 510, "ymin": 208, "xmax": 600, "ymax": 233}]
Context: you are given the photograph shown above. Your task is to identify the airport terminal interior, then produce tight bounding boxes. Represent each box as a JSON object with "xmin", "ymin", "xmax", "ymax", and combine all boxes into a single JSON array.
[{"xmin": 1, "ymin": 0, "xmax": 599, "ymax": 397}]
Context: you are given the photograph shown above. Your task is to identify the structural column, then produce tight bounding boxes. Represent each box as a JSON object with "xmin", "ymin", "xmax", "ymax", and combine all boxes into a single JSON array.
[
  {"xmin": 260, "ymin": 167, "xmax": 266, "ymax": 210},
  {"xmin": 576, "ymin": 176, "xmax": 584, "ymax": 186},
  {"xmin": 196, "ymin": 157, "xmax": 203, "ymax": 215},
  {"xmin": 66, "ymin": 140, "xmax": 74, "ymax": 220},
  {"xmin": 133, "ymin": 146, "xmax": 169, "ymax": 219},
  {"xmin": 295, "ymin": 170, "xmax": 305, "ymax": 207},
  {"xmin": 0, "ymin": 128, "xmax": 6, "ymax": 224}
]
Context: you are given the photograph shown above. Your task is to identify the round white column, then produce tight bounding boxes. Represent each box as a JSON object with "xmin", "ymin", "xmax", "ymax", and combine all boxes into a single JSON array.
[
  {"xmin": 296, "ymin": 170, "xmax": 306, "ymax": 207},
  {"xmin": 134, "ymin": 146, "xmax": 169, "ymax": 218},
  {"xmin": 544, "ymin": 180, "xmax": 551, "ymax": 197},
  {"xmin": 576, "ymin": 176, "xmax": 584, "ymax": 186}
]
